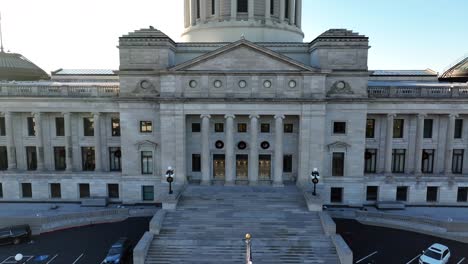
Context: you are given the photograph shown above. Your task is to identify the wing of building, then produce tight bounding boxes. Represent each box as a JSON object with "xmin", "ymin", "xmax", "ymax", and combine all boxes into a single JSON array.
[{"xmin": 0, "ymin": 0, "xmax": 467, "ymax": 206}]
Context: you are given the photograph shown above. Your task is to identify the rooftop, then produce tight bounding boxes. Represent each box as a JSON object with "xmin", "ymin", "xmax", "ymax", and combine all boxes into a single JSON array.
[{"xmin": 51, "ymin": 69, "xmax": 116, "ymax": 76}]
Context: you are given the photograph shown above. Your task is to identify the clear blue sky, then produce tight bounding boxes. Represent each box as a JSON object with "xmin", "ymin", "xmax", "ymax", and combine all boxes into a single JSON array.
[{"xmin": 2, "ymin": 0, "xmax": 467, "ymax": 73}]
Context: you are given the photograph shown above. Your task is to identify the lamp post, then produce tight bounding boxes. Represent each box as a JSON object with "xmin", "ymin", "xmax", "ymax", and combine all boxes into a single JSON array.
[
  {"xmin": 310, "ymin": 168, "xmax": 320, "ymax": 196},
  {"xmin": 166, "ymin": 166, "xmax": 174, "ymax": 194},
  {"xmin": 244, "ymin": 233, "xmax": 253, "ymax": 264}
]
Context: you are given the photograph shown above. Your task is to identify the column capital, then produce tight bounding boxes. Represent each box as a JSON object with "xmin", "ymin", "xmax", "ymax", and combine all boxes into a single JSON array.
[
  {"xmin": 387, "ymin": 113, "xmax": 397, "ymax": 119},
  {"xmin": 32, "ymin": 112, "xmax": 41, "ymax": 118},
  {"xmin": 449, "ymin": 113, "xmax": 459, "ymax": 119},
  {"xmin": 249, "ymin": 114, "xmax": 260, "ymax": 120},
  {"xmin": 62, "ymin": 112, "xmax": 71, "ymax": 116},
  {"xmin": 92, "ymin": 112, "xmax": 101, "ymax": 118},
  {"xmin": 224, "ymin": 114, "xmax": 236, "ymax": 119},
  {"xmin": 274, "ymin": 114, "xmax": 285, "ymax": 120},
  {"xmin": 417, "ymin": 113, "xmax": 427, "ymax": 119},
  {"xmin": 200, "ymin": 114, "xmax": 211, "ymax": 119}
]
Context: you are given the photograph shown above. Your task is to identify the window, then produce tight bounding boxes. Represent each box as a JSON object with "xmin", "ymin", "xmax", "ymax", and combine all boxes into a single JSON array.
[
  {"xmin": 0, "ymin": 117, "xmax": 5, "ymax": 136},
  {"xmin": 364, "ymin": 149, "xmax": 377, "ymax": 173},
  {"xmin": 423, "ymin": 119, "xmax": 433, "ymax": 139},
  {"xmin": 237, "ymin": 0, "xmax": 248, "ymax": 12},
  {"xmin": 140, "ymin": 121, "xmax": 152, "ymax": 133},
  {"xmin": 79, "ymin": 183, "xmax": 90, "ymax": 198},
  {"xmin": 285, "ymin": 0, "xmax": 290, "ymax": 19},
  {"xmin": 261, "ymin": 123, "xmax": 270, "ymax": 133},
  {"xmin": 192, "ymin": 154, "xmax": 201, "ymax": 172},
  {"xmin": 27, "ymin": 117, "xmax": 36, "ymax": 136},
  {"xmin": 333, "ymin": 122, "xmax": 346, "ymax": 134},
  {"xmin": 426, "ymin": 187, "xmax": 438, "ymax": 202},
  {"xmin": 81, "ymin": 147, "xmax": 95, "ymax": 171},
  {"xmin": 26, "ymin": 146, "xmax": 37, "ymax": 171},
  {"xmin": 393, "ymin": 119, "xmax": 404, "ymax": 138},
  {"xmin": 0, "ymin": 183, "xmax": 2, "ymax": 198},
  {"xmin": 457, "ymin": 187, "xmax": 468, "ymax": 202},
  {"xmin": 50, "ymin": 183, "xmax": 61, "ymax": 198},
  {"xmin": 54, "ymin": 147, "xmax": 66, "ymax": 171},
  {"xmin": 55, "ymin": 117, "xmax": 65, "ymax": 137},
  {"xmin": 112, "ymin": 118, "xmax": 121, "ymax": 137},
  {"xmin": 391, "ymin": 149, "xmax": 406, "ymax": 173},
  {"xmin": 454, "ymin": 119, "xmax": 463, "ymax": 139},
  {"xmin": 108, "ymin": 184, "xmax": 119, "ymax": 199},
  {"xmin": 396, "ymin": 186, "xmax": 408, "ymax": 202},
  {"xmin": 332, "ymin": 152, "xmax": 344, "ymax": 176},
  {"xmin": 0, "ymin": 146, "xmax": 7, "ymax": 170},
  {"xmin": 211, "ymin": 0, "xmax": 215, "ymax": 14},
  {"xmin": 422, "ymin": 149, "xmax": 435, "ymax": 174},
  {"xmin": 196, "ymin": 0, "xmax": 200, "ymax": 18},
  {"xmin": 142, "ymin": 185, "xmax": 154, "ymax": 201},
  {"xmin": 214, "ymin": 123, "xmax": 224, "ymax": 133},
  {"xmin": 330, "ymin": 187, "xmax": 343, "ymax": 203},
  {"xmin": 452, "ymin": 149, "xmax": 464, "ymax": 174},
  {"xmin": 21, "ymin": 183, "xmax": 32, "ymax": 198},
  {"xmin": 141, "ymin": 151, "xmax": 153, "ymax": 174},
  {"xmin": 366, "ymin": 119, "xmax": 375, "ymax": 138},
  {"xmin": 270, "ymin": 0, "xmax": 274, "ymax": 14},
  {"xmin": 192, "ymin": 123, "xmax": 201, "ymax": 133},
  {"xmin": 238, "ymin": 123, "xmax": 247, "ymax": 133},
  {"xmin": 366, "ymin": 186, "xmax": 378, "ymax": 201},
  {"xmin": 83, "ymin": 117, "xmax": 94, "ymax": 136},
  {"xmin": 109, "ymin": 147, "xmax": 122, "ymax": 172},
  {"xmin": 284, "ymin": 124, "xmax": 293, "ymax": 133},
  {"xmin": 283, "ymin": 155, "xmax": 292, "ymax": 173}
]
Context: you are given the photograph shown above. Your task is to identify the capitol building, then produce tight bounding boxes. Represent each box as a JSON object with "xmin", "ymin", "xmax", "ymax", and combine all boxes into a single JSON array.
[{"xmin": 0, "ymin": 0, "xmax": 467, "ymax": 206}]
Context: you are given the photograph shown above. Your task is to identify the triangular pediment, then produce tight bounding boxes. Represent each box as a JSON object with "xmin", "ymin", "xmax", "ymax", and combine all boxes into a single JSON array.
[{"xmin": 170, "ymin": 40, "xmax": 318, "ymax": 72}]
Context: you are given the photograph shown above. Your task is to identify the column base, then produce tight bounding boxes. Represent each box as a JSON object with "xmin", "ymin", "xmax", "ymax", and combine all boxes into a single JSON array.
[{"xmin": 224, "ymin": 181, "xmax": 235, "ymax": 186}]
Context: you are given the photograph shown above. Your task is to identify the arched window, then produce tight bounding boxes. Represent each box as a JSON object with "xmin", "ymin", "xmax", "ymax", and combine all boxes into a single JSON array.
[{"xmin": 237, "ymin": 0, "xmax": 248, "ymax": 13}]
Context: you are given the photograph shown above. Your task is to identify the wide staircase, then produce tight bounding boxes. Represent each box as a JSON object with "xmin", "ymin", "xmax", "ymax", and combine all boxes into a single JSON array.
[{"xmin": 145, "ymin": 185, "xmax": 339, "ymax": 264}]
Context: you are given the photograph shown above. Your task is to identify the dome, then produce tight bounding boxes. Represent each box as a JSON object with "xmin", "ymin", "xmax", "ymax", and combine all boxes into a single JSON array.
[
  {"xmin": 0, "ymin": 51, "xmax": 50, "ymax": 81},
  {"xmin": 439, "ymin": 56, "xmax": 468, "ymax": 83}
]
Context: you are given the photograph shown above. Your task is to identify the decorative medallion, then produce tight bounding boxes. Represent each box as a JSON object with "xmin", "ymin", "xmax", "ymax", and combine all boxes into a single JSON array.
[
  {"xmin": 263, "ymin": 80, "xmax": 272, "ymax": 88},
  {"xmin": 336, "ymin": 81, "xmax": 346, "ymax": 90},
  {"xmin": 215, "ymin": 140, "xmax": 224, "ymax": 149},
  {"xmin": 139, "ymin": 80, "xmax": 152, "ymax": 90},
  {"xmin": 189, "ymin": 80, "xmax": 198, "ymax": 88},
  {"xmin": 238, "ymin": 141, "xmax": 247, "ymax": 150},
  {"xmin": 238, "ymin": 80, "xmax": 247, "ymax": 88},
  {"xmin": 288, "ymin": 80, "xmax": 297, "ymax": 88},
  {"xmin": 213, "ymin": 80, "xmax": 223, "ymax": 88},
  {"xmin": 328, "ymin": 81, "xmax": 354, "ymax": 96},
  {"xmin": 261, "ymin": 141, "xmax": 270, "ymax": 150}
]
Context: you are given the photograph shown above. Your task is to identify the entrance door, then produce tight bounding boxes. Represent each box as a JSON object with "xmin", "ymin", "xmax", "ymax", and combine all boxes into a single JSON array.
[
  {"xmin": 236, "ymin": 154, "xmax": 248, "ymax": 180},
  {"xmin": 259, "ymin": 155, "xmax": 271, "ymax": 180},
  {"xmin": 213, "ymin": 154, "xmax": 225, "ymax": 180}
]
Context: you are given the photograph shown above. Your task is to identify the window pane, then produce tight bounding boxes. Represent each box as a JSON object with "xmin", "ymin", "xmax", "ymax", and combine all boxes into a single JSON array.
[
  {"xmin": 366, "ymin": 186, "xmax": 378, "ymax": 201},
  {"xmin": 215, "ymin": 123, "xmax": 224, "ymax": 133},
  {"xmin": 457, "ymin": 187, "xmax": 468, "ymax": 202},
  {"xmin": 426, "ymin": 187, "xmax": 438, "ymax": 202},
  {"xmin": 454, "ymin": 119, "xmax": 463, "ymax": 139},
  {"xmin": 0, "ymin": 117, "xmax": 5, "ymax": 136},
  {"xmin": 142, "ymin": 185, "xmax": 154, "ymax": 201},
  {"xmin": 333, "ymin": 122, "xmax": 346, "ymax": 134},
  {"xmin": 108, "ymin": 184, "xmax": 119, "ymax": 199},
  {"xmin": 0, "ymin": 146, "xmax": 7, "ymax": 170},
  {"xmin": 330, "ymin": 187, "xmax": 343, "ymax": 203},
  {"xmin": 141, "ymin": 151, "xmax": 153, "ymax": 174},
  {"xmin": 261, "ymin": 123, "xmax": 270, "ymax": 133},
  {"xmin": 140, "ymin": 121, "xmax": 152, "ymax": 133},
  {"xmin": 284, "ymin": 124, "xmax": 293, "ymax": 133},
  {"xmin": 81, "ymin": 147, "xmax": 95, "ymax": 171},
  {"xmin": 283, "ymin": 155, "xmax": 292, "ymax": 173},
  {"xmin": 392, "ymin": 149, "xmax": 406, "ymax": 173},
  {"xmin": 237, "ymin": 0, "xmax": 248, "ymax": 12},
  {"xmin": 112, "ymin": 118, "xmax": 121, "ymax": 137},
  {"xmin": 366, "ymin": 119, "xmax": 375, "ymax": 138},
  {"xmin": 238, "ymin": 123, "xmax": 247, "ymax": 133},
  {"xmin": 332, "ymin": 153, "xmax": 344, "ymax": 176},
  {"xmin": 423, "ymin": 119, "xmax": 433, "ymax": 139},
  {"xmin": 192, "ymin": 123, "xmax": 201, "ymax": 133},
  {"xmin": 27, "ymin": 117, "xmax": 36, "ymax": 136},
  {"xmin": 83, "ymin": 117, "xmax": 94, "ymax": 136},
  {"xmin": 452, "ymin": 149, "xmax": 464, "ymax": 174},
  {"xmin": 79, "ymin": 184, "xmax": 90, "ymax": 198},
  {"xmin": 364, "ymin": 149, "xmax": 377, "ymax": 173},
  {"xmin": 21, "ymin": 183, "xmax": 32, "ymax": 198},
  {"xmin": 0, "ymin": 183, "xmax": 3, "ymax": 198},
  {"xmin": 54, "ymin": 147, "xmax": 66, "ymax": 171},
  {"xmin": 396, "ymin": 186, "xmax": 408, "ymax": 201},
  {"xmin": 192, "ymin": 154, "xmax": 201, "ymax": 172},
  {"xmin": 393, "ymin": 119, "xmax": 404, "ymax": 138},
  {"xmin": 109, "ymin": 147, "xmax": 122, "ymax": 172},
  {"xmin": 26, "ymin": 146, "xmax": 37, "ymax": 171},
  {"xmin": 55, "ymin": 117, "xmax": 65, "ymax": 137},
  {"xmin": 50, "ymin": 183, "xmax": 61, "ymax": 198},
  {"xmin": 422, "ymin": 149, "xmax": 434, "ymax": 174}
]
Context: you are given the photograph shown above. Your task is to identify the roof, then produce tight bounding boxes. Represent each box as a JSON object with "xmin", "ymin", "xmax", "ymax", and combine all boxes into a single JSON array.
[
  {"xmin": 371, "ymin": 69, "xmax": 437, "ymax": 77},
  {"xmin": 0, "ymin": 51, "xmax": 49, "ymax": 81},
  {"xmin": 310, "ymin": 29, "xmax": 368, "ymax": 46},
  {"xmin": 429, "ymin": 243, "xmax": 448, "ymax": 252},
  {"xmin": 440, "ymin": 56, "xmax": 468, "ymax": 82},
  {"xmin": 368, "ymin": 80, "xmax": 468, "ymax": 87},
  {"xmin": 52, "ymin": 69, "xmax": 116, "ymax": 76}
]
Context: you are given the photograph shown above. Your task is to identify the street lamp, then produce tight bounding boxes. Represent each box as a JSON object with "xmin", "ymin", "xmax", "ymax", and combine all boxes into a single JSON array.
[
  {"xmin": 244, "ymin": 233, "xmax": 253, "ymax": 264},
  {"xmin": 166, "ymin": 166, "xmax": 174, "ymax": 194},
  {"xmin": 310, "ymin": 168, "xmax": 320, "ymax": 196}
]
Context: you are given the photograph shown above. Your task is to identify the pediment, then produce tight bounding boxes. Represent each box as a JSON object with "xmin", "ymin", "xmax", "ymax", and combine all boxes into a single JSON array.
[
  {"xmin": 327, "ymin": 141, "xmax": 351, "ymax": 151},
  {"xmin": 135, "ymin": 140, "xmax": 158, "ymax": 150}
]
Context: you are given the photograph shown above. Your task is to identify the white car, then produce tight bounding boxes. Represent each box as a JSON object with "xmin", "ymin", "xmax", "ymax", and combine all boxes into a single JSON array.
[{"xmin": 419, "ymin": 243, "xmax": 450, "ymax": 264}]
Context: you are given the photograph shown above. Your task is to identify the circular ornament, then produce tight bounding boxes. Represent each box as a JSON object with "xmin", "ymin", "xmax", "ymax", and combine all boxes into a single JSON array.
[
  {"xmin": 261, "ymin": 141, "xmax": 270, "ymax": 150},
  {"xmin": 238, "ymin": 141, "xmax": 247, "ymax": 150},
  {"xmin": 336, "ymin": 81, "xmax": 346, "ymax": 90},
  {"xmin": 263, "ymin": 80, "xmax": 272, "ymax": 88},
  {"xmin": 189, "ymin": 80, "xmax": 198, "ymax": 88},
  {"xmin": 238, "ymin": 80, "xmax": 247, "ymax": 88},
  {"xmin": 288, "ymin": 80, "xmax": 297, "ymax": 88},
  {"xmin": 215, "ymin": 140, "xmax": 224, "ymax": 149},
  {"xmin": 214, "ymin": 80, "xmax": 222, "ymax": 88},
  {"xmin": 140, "ymin": 80, "xmax": 152, "ymax": 90}
]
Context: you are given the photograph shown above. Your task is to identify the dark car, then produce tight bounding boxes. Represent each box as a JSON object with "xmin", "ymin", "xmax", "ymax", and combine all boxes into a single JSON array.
[
  {"xmin": 0, "ymin": 225, "xmax": 32, "ymax": 246},
  {"xmin": 101, "ymin": 237, "xmax": 132, "ymax": 264}
]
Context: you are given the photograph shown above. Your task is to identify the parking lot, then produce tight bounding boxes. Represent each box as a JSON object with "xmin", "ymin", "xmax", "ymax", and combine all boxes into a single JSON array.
[
  {"xmin": 335, "ymin": 219, "xmax": 467, "ymax": 264},
  {"xmin": 0, "ymin": 217, "xmax": 150, "ymax": 264}
]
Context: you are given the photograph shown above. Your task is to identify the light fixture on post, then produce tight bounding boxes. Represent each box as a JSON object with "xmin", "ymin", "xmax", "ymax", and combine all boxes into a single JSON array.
[
  {"xmin": 166, "ymin": 166, "xmax": 174, "ymax": 194},
  {"xmin": 310, "ymin": 168, "xmax": 320, "ymax": 196}
]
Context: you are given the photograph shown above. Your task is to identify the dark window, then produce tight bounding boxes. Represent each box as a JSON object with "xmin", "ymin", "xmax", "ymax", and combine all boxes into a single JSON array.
[
  {"xmin": 422, "ymin": 149, "xmax": 434, "ymax": 174},
  {"xmin": 192, "ymin": 154, "xmax": 201, "ymax": 172},
  {"xmin": 270, "ymin": 0, "xmax": 274, "ymax": 14},
  {"xmin": 142, "ymin": 185, "xmax": 154, "ymax": 201},
  {"xmin": 426, "ymin": 187, "xmax": 438, "ymax": 202},
  {"xmin": 83, "ymin": 117, "xmax": 94, "ymax": 136},
  {"xmin": 330, "ymin": 187, "xmax": 343, "ymax": 203},
  {"xmin": 333, "ymin": 122, "xmax": 346, "ymax": 134},
  {"xmin": 27, "ymin": 117, "xmax": 36, "ymax": 136},
  {"xmin": 366, "ymin": 119, "xmax": 375, "ymax": 138},
  {"xmin": 364, "ymin": 149, "xmax": 377, "ymax": 173},
  {"xmin": 21, "ymin": 183, "xmax": 32, "ymax": 198},
  {"xmin": 79, "ymin": 183, "xmax": 90, "ymax": 198},
  {"xmin": 392, "ymin": 149, "xmax": 406, "ymax": 173},
  {"xmin": 238, "ymin": 123, "xmax": 247, "ymax": 133},
  {"xmin": 393, "ymin": 119, "xmax": 404, "ymax": 138},
  {"xmin": 140, "ymin": 121, "xmax": 152, "ymax": 133},
  {"xmin": 109, "ymin": 147, "xmax": 122, "ymax": 172},
  {"xmin": 283, "ymin": 155, "xmax": 292, "ymax": 173},
  {"xmin": 0, "ymin": 146, "xmax": 7, "ymax": 170},
  {"xmin": 284, "ymin": 124, "xmax": 293, "ymax": 133},
  {"xmin": 112, "ymin": 118, "xmax": 121, "ymax": 137},
  {"xmin": 423, "ymin": 119, "xmax": 433, "ymax": 139},
  {"xmin": 196, "ymin": 0, "xmax": 200, "ymax": 18},
  {"xmin": 81, "ymin": 147, "xmax": 95, "ymax": 171},
  {"xmin": 108, "ymin": 184, "xmax": 119, "ymax": 199},
  {"xmin": 452, "ymin": 149, "xmax": 464, "ymax": 174},
  {"xmin": 237, "ymin": 0, "xmax": 248, "ymax": 12},
  {"xmin": 54, "ymin": 147, "xmax": 66, "ymax": 171},
  {"xmin": 0, "ymin": 183, "xmax": 3, "ymax": 198},
  {"xmin": 192, "ymin": 123, "xmax": 201, "ymax": 133},
  {"xmin": 141, "ymin": 151, "xmax": 153, "ymax": 174},
  {"xmin": 50, "ymin": 183, "xmax": 61, "ymax": 198},
  {"xmin": 396, "ymin": 186, "xmax": 408, "ymax": 202},
  {"xmin": 261, "ymin": 123, "xmax": 270, "ymax": 133},
  {"xmin": 285, "ymin": 0, "xmax": 290, "ymax": 19},
  {"xmin": 366, "ymin": 186, "xmax": 378, "ymax": 201},
  {"xmin": 332, "ymin": 152, "xmax": 344, "ymax": 176},
  {"xmin": 212, "ymin": 0, "xmax": 215, "ymax": 14},
  {"xmin": 214, "ymin": 123, "xmax": 224, "ymax": 133},
  {"xmin": 55, "ymin": 117, "xmax": 65, "ymax": 137},
  {"xmin": 0, "ymin": 117, "xmax": 6, "ymax": 136},
  {"xmin": 26, "ymin": 146, "xmax": 37, "ymax": 171},
  {"xmin": 454, "ymin": 119, "xmax": 463, "ymax": 139},
  {"xmin": 457, "ymin": 187, "xmax": 468, "ymax": 202}
]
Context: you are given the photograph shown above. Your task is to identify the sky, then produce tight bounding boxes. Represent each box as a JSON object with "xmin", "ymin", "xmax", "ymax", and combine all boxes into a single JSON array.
[{"xmin": 1, "ymin": 0, "xmax": 467, "ymax": 73}]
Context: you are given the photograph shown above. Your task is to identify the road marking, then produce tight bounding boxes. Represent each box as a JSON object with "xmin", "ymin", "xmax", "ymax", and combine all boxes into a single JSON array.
[
  {"xmin": 46, "ymin": 254, "xmax": 59, "ymax": 264},
  {"xmin": 406, "ymin": 254, "xmax": 421, "ymax": 264},
  {"xmin": 72, "ymin": 253, "xmax": 84, "ymax": 264},
  {"xmin": 457, "ymin": 257, "xmax": 466, "ymax": 264},
  {"xmin": 355, "ymin": 251, "xmax": 378, "ymax": 263}
]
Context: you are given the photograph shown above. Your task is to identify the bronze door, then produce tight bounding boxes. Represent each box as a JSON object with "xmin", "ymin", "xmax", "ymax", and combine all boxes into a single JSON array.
[
  {"xmin": 259, "ymin": 155, "xmax": 271, "ymax": 180},
  {"xmin": 236, "ymin": 154, "xmax": 248, "ymax": 180},
  {"xmin": 213, "ymin": 154, "xmax": 225, "ymax": 180}
]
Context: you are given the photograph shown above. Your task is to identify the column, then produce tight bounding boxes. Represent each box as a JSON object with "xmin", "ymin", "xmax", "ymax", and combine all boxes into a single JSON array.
[
  {"xmin": 289, "ymin": 0, "xmax": 296, "ymax": 25},
  {"xmin": 200, "ymin": 0, "xmax": 207, "ymax": 22},
  {"xmin": 274, "ymin": 115, "xmax": 285, "ymax": 187},
  {"xmin": 445, "ymin": 114, "xmax": 457, "ymax": 175},
  {"xmin": 201, "ymin": 114, "xmax": 211, "ymax": 185},
  {"xmin": 184, "ymin": 0, "xmax": 190, "ymax": 27},
  {"xmin": 414, "ymin": 114, "xmax": 425, "ymax": 175},
  {"xmin": 265, "ymin": 0, "xmax": 271, "ymax": 21},
  {"xmin": 279, "ymin": 0, "xmax": 285, "ymax": 22},
  {"xmin": 248, "ymin": 115, "xmax": 259, "ymax": 185},
  {"xmin": 296, "ymin": 0, "xmax": 302, "ymax": 27},
  {"xmin": 225, "ymin": 114, "xmax": 235, "ymax": 185},
  {"xmin": 231, "ymin": 0, "xmax": 237, "ymax": 20},
  {"xmin": 33, "ymin": 112, "xmax": 45, "ymax": 171},
  {"xmin": 384, "ymin": 114, "xmax": 395, "ymax": 174},
  {"xmin": 248, "ymin": 0, "xmax": 254, "ymax": 20},
  {"xmin": 63, "ymin": 112, "xmax": 73, "ymax": 172},
  {"xmin": 214, "ymin": 0, "xmax": 220, "ymax": 20},
  {"xmin": 190, "ymin": 0, "xmax": 197, "ymax": 25},
  {"xmin": 93, "ymin": 112, "xmax": 102, "ymax": 172},
  {"xmin": 4, "ymin": 112, "xmax": 16, "ymax": 170}
]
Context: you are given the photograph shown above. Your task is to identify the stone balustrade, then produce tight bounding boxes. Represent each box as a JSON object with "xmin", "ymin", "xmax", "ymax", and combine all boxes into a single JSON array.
[
  {"xmin": 368, "ymin": 86, "xmax": 468, "ymax": 98},
  {"xmin": 0, "ymin": 83, "xmax": 120, "ymax": 97}
]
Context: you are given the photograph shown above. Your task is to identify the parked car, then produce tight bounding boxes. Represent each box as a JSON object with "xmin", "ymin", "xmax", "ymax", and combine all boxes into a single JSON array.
[
  {"xmin": 419, "ymin": 243, "xmax": 451, "ymax": 264},
  {"xmin": 101, "ymin": 237, "xmax": 132, "ymax": 264},
  {"xmin": 0, "ymin": 225, "xmax": 32, "ymax": 246}
]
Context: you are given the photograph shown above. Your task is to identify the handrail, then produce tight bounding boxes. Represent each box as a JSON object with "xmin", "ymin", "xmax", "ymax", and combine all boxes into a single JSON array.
[
  {"xmin": 368, "ymin": 86, "xmax": 468, "ymax": 98},
  {"xmin": 0, "ymin": 84, "xmax": 119, "ymax": 98}
]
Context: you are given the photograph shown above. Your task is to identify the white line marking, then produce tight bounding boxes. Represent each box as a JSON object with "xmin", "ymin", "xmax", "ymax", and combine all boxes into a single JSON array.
[
  {"xmin": 355, "ymin": 251, "xmax": 378, "ymax": 263},
  {"xmin": 72, "ymin": 253, "xmax": 84, "ymax": 264},
  {"xmin": 46, "ymin": 254, "xmax": 59, "ymax": 264},
  {"xmin": 23, "ymin": 256, "xmax": 34, "ymax": 263},
  {"xmin": 406, "ymin": 254, "xmax": 421, "ymax": 264},
  {"xmin": 457, "ymin": 257, "xmax": 466, "ymax": 264}
]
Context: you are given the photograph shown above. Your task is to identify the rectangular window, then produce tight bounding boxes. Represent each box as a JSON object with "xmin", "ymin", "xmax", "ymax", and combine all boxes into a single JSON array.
[
  {"xmin": 81, "ymin": 147, "xmax": 95, "ymax": 171},
  {"xmin": 55, "ymin": 117, "xmax": 65, "ymax": 137},
  {"xmin": 261, "ymin": 123, "xmax": 270, "ymax": 133},
  {"xmin": 457, "ymin": 187, "xmax": 468, "ymax": 202},
  {"xmin": 79, "ymin": 183, "xmax": 90, "ymax": 198},
  {"xmin": 285, "ymin": 0, "xmax": 290, "ymax": 19},
  {"xmin": 238, "ymin": 123, "xmax": 247, "ymax": 133},
  {"xmin": 0, "ymin": 183, "xmax": 2, "ymax": 198},
  {"xmin": 27, "ymin": 117, "xmax": 36, "ymax": 136},
  {"xmin": 0, "ymin": 146, "xmax": 7, "ymax": 170},
  {"xmin": 237, "ymin": 0, "xmax": 248, "ymax": 12},
  {"xmin": 192, "ymin": 154, "xmax": 201, "ymax": 172},
  {"xmin": 364, "ymin": 149, "xmax": 377, "ymax": 173},
  {"xmin": 141, "ymin": 151, "xmax": 153, "ymax": 175},
  {"xmin": 50, "ymin": 183, "xmax": 61, "ymax": 198},
  {"xmin": 422, "ymin": 149, "xmax": 435, "ymax": 174},
  {"xmin": 426, "ymin": 187, "xmax": 438, "ymax": 202},
  {"xmin": 112, "ymin": 118, "xmax": 121, "ymax": 137},
  {"xmin": 214, "ymin": 123, "xmax": 224, "ymax": 133},
  {"xmin": 0, "ymin": 117, "xmax": 5, "ymax": 136},
  {"xmin": 423, "ymin": 119, "xmax": 433, "ymax": 139},
  {"xmin": 366, "ymin": 119, "xmax": 375, "ymax": 138},
  {"xmin": 109, "ymin": 147, "xmax": 122, "ymax": 172},
  {"xmin": 283, "ymin": 155, "xmax": 292, "ymax": 173},
  {"xmin": 54, "ymin": 147, "xmax": 66, "ymax": 171},
  {"xmin": 26, "ymin": 146, "xmax": 37, "ymax": 171},
  {"xmin": 396, "ymin": 186, "xmax": 408, "ymax": 202},
  {"xmin": 392, "ymin": 149, "xmax": 406, "ymax": 173},
  {"xmin": 332, "ymin": 152, "xmax": 344, "ymax": 176},
  {"xmin": 140, "ymin": 121, "xmax": 152, "ymax": 133},
  {"xmin": 366, "ymin": 186, "xmax": 378, "ymax": 201},
  {"xmin": 333, "ymin": 122, "xmax": 346, "ymax": 134},
  {"xmin": 83, "ymin": 117, "xmax": 94, "ymax": 136},
  {"xmin": 454, "ymin": 119, "xmax": 463, "ymax": 139},
  {"xmin": 452, "ymin": 149, "xmax": 464, "ymax": 174},
  {"xmin": 284, "ymin": 124, "xmax": 293, "ymax": 133},
  {"xmin": 108, "ymin": 184, "xmax": 119, "ymax": 199},
  {"xmin": 21, "ymin": 183, "xmax": 32, "ymax": 198},
  {"xmin": 393, "ymin": 119, "xmax": 404, "ymax": 138},
  {"xmin": 330, "ymin": 187, "xmax": 343, "ymax": 203},
  {"xmin": 192, "ymin": 123, "xmax": 201, "ymax": 133},
  {"xmin": 142, "ymin": 185, "xmax": 154, "ymax": 201}
]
